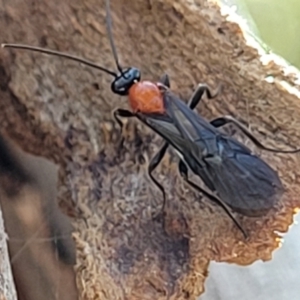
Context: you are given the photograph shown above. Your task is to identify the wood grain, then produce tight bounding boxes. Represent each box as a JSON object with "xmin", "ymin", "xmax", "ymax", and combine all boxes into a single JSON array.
[{"xmin": 0, "ymin": 0, "xmax": 299, "ymax": 299}]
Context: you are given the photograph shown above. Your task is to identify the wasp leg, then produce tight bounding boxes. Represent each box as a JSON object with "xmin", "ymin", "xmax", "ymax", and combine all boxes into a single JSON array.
[
  {"xmin": 113, "ymin": 108, "xmax": 136, "ymax": 149},
  {"xmin": 178, "ymin": 160, "xmax": 248, "ymax": 239},
  {"xmin": 210, "ymin": 116, "xmax": 300, "ymax": 154},
  {"xmin": 113, "ymin": 108, "xmax": 135, "ymax": 129},
  {"xmin": 158, "ymin": 73, "xmax": 171, "ymax": 88},
  {"xmin": 188, "ymin": 83, "xmax": 222, "ymax": 109},
  {"xmin": 148, "ymin": 142, "xmax": 169, "ymax": 220},
  {"xmin": 157, "ymin": 75, "xmax": 222, "ymax": 108}
]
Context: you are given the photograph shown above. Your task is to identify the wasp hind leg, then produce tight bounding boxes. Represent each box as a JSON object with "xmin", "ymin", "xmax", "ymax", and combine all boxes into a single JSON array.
[
  {"xmin": 210, "ymin": 116, "xmax": 300, "ymax": 154},
  {"xmin": 178, "ymin": 160, "xmax": 248, "ymax": 239}
]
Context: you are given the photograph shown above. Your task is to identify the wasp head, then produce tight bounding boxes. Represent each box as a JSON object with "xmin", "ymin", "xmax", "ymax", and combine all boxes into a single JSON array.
[{"xmin": 111, "ymin": 67, "xmax": 141, "ymax": 96}]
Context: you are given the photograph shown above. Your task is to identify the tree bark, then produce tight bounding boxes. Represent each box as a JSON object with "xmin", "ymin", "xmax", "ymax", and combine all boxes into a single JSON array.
[{"xmin": 0, "ymin": 0, "xmax": 300, "ymax": 299}]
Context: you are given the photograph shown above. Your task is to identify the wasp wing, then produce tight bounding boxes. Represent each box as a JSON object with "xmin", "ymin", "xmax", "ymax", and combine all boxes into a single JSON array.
[
  {"xmin": 139, "ymin": 90, "xmax": 283, "ymax": 216},
  {"xmin": 136, "ymin": 106, "xmax": 218, "ymax": 191},
  {"xmin": 204, "ymin": 147, "xmax": 284, "ymax": 215}
]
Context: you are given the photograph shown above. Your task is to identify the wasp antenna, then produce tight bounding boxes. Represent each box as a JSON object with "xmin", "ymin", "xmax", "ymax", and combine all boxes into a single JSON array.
[
  {"xmin": 105, "ymin": 0, "xmax": 124, "ymax": 75},
  {"xmin": 1, "ymin": 43, "xmax": 118, "ymax": 77}
]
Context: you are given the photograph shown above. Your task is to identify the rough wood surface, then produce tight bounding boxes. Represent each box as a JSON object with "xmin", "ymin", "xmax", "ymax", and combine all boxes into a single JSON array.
[
  {"xmin": 0, "ymin": 0, "xmax": 300, "ymax": 299},
  {"xmin": 0, "ymin": 207, "xmax": 17, "ymax": 300}
]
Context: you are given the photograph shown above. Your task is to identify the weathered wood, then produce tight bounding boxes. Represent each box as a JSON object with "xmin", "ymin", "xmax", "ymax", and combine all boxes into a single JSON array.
[{"xmin": 0, "ymin": 0, "xmax": 300, "ymax": 299}]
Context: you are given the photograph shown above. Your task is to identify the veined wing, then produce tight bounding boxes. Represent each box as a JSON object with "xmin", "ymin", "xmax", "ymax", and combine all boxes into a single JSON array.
[
  {"xmin": 163, "ymin": 90, "xmax": 253, "ymax": 156},
  {"xmin": 136, "ymin": 110, "xmax": 198, "ymax": 157},
  {"xmin": 163, "ymin": 90, "xmax": 284, "ymax": 215}
]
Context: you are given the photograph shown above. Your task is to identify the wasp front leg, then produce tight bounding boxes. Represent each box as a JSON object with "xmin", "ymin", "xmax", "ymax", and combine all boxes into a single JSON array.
[{"xmin": 113, "ymin": 108, "xmax": 136, "ymax": 149}]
